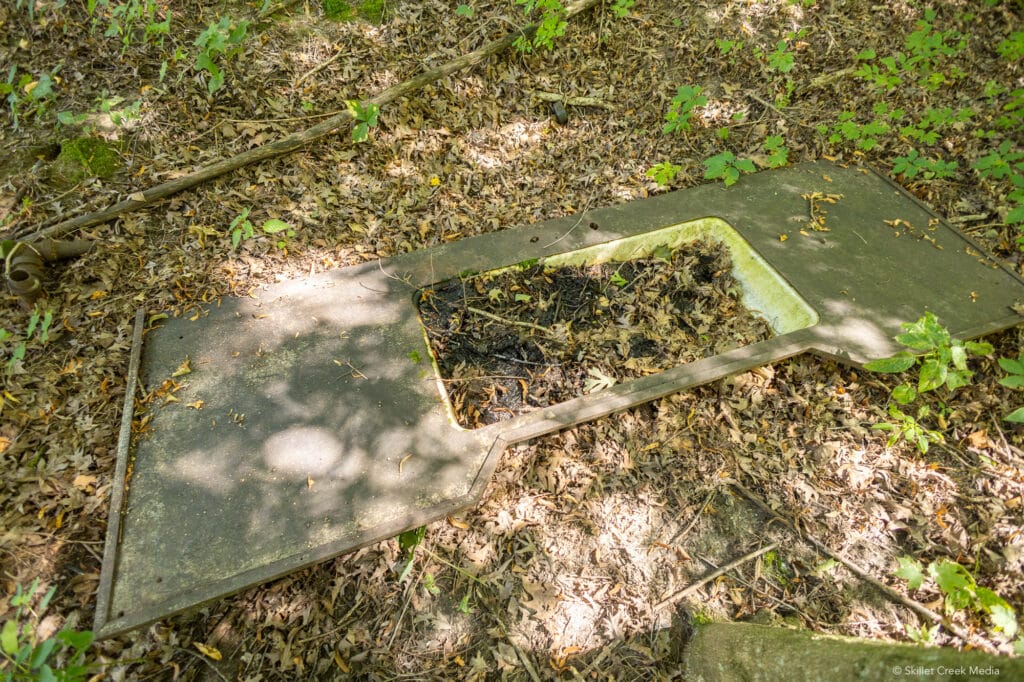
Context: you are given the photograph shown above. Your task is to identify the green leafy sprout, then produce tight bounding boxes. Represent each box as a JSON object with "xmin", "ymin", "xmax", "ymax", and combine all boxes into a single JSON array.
[
  {"xmin": 703, "ymin": 151, "xmax": 755, "ymax": 187},
  {"xmin": 896, "ymin": 557, "xmax": 1019, "ymax": 645},
  {"xmin": 347, "ymin": 100, "xmax": 380, "ymax": 143},
  {"xmin": 662, "ymin": 85, "xmax": 707, "ymax": 135}
]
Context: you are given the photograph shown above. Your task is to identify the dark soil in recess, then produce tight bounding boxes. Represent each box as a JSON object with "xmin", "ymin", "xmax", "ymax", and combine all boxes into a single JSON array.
[{"xmin": 417, "ymin": 238, "xmax": 773, "ymax": 427}]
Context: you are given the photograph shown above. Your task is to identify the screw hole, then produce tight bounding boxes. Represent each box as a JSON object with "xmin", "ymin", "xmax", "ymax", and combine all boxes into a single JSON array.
[
  {"xmin": 529, "ymin": 236, "xmax": 539, "ymax": 243},
  {"xmin": 117, "ymin": 610, "xmax": 125, "ymax": 618},
  {"xmin": 155, "ymin": 576, "xmax": 163, "ymax": 583},
  {"xmin": 589, "ymin": 222, "xmax": 599, "ymax": 230}
]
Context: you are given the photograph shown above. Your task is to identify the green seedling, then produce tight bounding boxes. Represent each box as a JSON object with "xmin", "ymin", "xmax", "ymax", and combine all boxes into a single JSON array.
[
  {"xmin": 1, "ymin": 579, "xmax": 97, "ymax": 681},
  {"xmin": 703, "ymin": 151, "xmax": 755, "ymax": 187},
  {"xmin": 609, "ymin": 0, "xmax": 634, "ymax": 18},
  {"xmin": 1, "ymin": 66, "xmax": 59, "ymax": 130},
  {"xmin": 896, "ymin": 557, "xmax": 1019, "ymax": 644},
  {"xmin": 396, "ymin": 525, "xmax": 426, "ymax": 581},
  {"xmin": 646, "ymin": 161, "xmax": 681, "ymax": 187},
  {"xmin": 262, "ymin": 218, "xmax": 295, "ymax": 250},
  {"xmin": 513, "ymin": 0, "xmax": 567, "ymax": 52},
  {"xmin": 762, "ymin": 135, "xmax": 789, "ymax": 168},
  {"xmin": 194, "ymin": 16, "xmax": 249, "ymax": 94},
  {"xmin": 455, "ymin": 3, "xmax": 474, "ymax": 18},
  {"xmin": 891, "ymin": 149, "xmax": 958, "ymax": 180},
  {"xmin": 864, "ymin": 311, "xmax": 993, "ymax": 404},
  {"xmin": 347, "ymin": 100, "xmax": 379, "ymax": 143},
  {"xmin": 662, "ymin": 85, "xmax": 707, "ymax": 135},
  {"xmin": 872, "ymin": 403, "xmax": 943, "ymax": 453},
  {"xmin": 998, "ymin": 354, "xmax": 1024, "ymax": 423}
]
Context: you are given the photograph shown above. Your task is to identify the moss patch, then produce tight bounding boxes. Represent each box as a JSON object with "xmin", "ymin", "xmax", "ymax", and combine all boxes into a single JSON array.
[
  {"xmin": 322, "ymin": 0, "xmax": 386, "ymax": 23},
  {"xmin": 50, "ymin": 137, "xmax": 122, "ymax": 186}
]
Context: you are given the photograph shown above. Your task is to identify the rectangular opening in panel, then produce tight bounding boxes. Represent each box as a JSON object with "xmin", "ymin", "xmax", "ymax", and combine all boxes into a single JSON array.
[{"xmin": 416, "ymin": 218, "xmax": 818, "ymax": 429}]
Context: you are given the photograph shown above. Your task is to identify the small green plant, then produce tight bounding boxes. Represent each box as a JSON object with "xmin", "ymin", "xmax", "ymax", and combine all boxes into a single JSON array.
[
  {"xmin": 1, "ymin": 580, "xmax": 96, "ymax": 681},
  {"xmin": 662, "ymin": 85, "xmax": 707, "ymax": 135},
  {"xmin": 455, "ymin": 3, "xmax": 474, "ymax": 18},
  {"xmin": 998, "ymin": 354, "xmax": 1024, "ymax": 423},
  {"xmin": 899, "ymin": 106, "xmax": 973, "ymax": 145},
  {"xmin": 821, "ymin": 102, "xmax": 903, "ymax": 152},
  {"xmin": 895, "ymin": 557, "xmax": 1019, "ymax": 645},
  {"xmin": 997, "ymin": 31, "xmax": 1024, "ymax": 61},
  {"xmin": 87, "ymin": 0, "xmax": 171, "ymax": 53},
  {"xmin": 853, "ymin": 49, "xmax": 903, "ymax": 91},
  {"xmin": 873, "ymin": 403, "xmax": 944, "ymax": 453},
  {"xmin": 513, "ymin": 0, "xmax": 567, "ymax": 52},
  {"xmin": 227, "ymin": 210, "xmax": 293, "ymax": 251},
  {"xmin": 972, "ymin": 140, "xmax": 1024, "ymax": 230},
  {"xmin": 347, "ymin": 100, "xmax": 379, "ymax": 143},
  {"xmin": 762, "ymin": 135, "xmax": 789, "ymax": 168},
  {"xmin": 262, "ymin": 219, "xmax": 294, "ymax": 250},
  {"xmin": 864, "ymin": 312, "xmax": 993, "ymax": 404},
  {"xmin": 646, "ymin": 161, "xmax": 681, "ymax": 187},
  {"xmin": 865, "ymin": 313, "xmax": 992, "ymax": 453},
  {"xmin": 1, "ymin": 306, "xmax": 54, "ymax": 375},
  {"xmin": 766, "ymin": 40, "xmax": 796, "ymax": 73},
  {"xmin": 891, "ymin": 149, "xmax": 958, "ymax": 180},
  {"xmin": 703, "ymin": 151, "xmax": 755, "ymax": 187},
  {"xmin": 609, "ymin": 0, "xmax": 634, "ymax": 18},
  {"xmin": 716, "ymin": 38, "xmax": 744, "ymax": 56},
  {"xmin": 396, "ymin": 525, "xmax": 426, "ymax": 581},
  {"xmin": 193, "ymin": 16, "xmax": 249, "ymax": 94},
  {"xmin": 1, "ymin": 66, "xmax": 59, "ymax": 130}
]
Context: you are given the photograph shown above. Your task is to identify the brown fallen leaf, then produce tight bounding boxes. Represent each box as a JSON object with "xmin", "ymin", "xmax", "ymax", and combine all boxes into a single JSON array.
[{"xmin": 194, "ymin": 642, "xmax": 221, "ymax": 660}]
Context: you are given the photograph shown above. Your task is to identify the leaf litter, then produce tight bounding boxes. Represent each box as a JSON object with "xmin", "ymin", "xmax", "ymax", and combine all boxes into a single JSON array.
[{"xmin": 0, "ymin": 0, "xmax": 1022, "ymax": 678}]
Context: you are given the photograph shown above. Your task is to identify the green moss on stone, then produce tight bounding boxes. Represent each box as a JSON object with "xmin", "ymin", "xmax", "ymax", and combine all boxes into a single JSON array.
[
  {"xmin": 322, "ymin": 0, "xmax": 386, "ymax": 23},
  {"xmin": 51, "ymin": 137, "xmax": 122, "ymax": 185}
]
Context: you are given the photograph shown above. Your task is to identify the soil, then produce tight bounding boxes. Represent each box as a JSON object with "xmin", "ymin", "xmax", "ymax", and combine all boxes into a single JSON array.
[
  {"xmin": 0, "ymin": 0, "xmax": 1022, "ymax": 679},
  {"xmin": 418, "ymin": 239, "xmax": 773, "ymax": 427}
]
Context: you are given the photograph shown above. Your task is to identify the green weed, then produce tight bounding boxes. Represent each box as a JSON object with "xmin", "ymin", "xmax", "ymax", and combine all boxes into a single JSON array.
[
  {"xmin": 891, "ymin": 149, "xmax": 958, "ymax": 180},
  {"xmin": 998, "ymin": 354, "xmax": 1024, "ymax": 423},
  {"xmin": 762, "ymin": 135, "xmax": 789, "ymax": 168},
  {"xmin": 703, "ymin": 151, "xmax": 755, "ymax": 187},
  {"xmin": 662, "ymin": 85, "xmax": 707, "ymax": 135},
  {"xmin": 896, "ymin": 557, "xmax": 1019, "ymax": 645},
  {"xmin": 347, "ymin": 100, "xmax": 379, "ymax": 143},
  {"xmin": 1, "ymin": 579, "xmax": 96, "ymax": 681},
  {"xmin": 646, "ymin": 161, "xmax": 681, "ymax": 187},
  {"xmin": 1, "ymin": 66, "xmax": 59, "ymax": 130},
  {"xmin": 514, "ymin": 0, "xmax": 567, "ymax": 52},
  {"xmin": 193, "ymin": 17, "xmax": 249, "ymax": 94}
]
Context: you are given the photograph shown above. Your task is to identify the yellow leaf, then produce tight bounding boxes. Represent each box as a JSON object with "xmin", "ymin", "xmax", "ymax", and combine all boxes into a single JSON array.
[
  {"xmin": 194, "ymin": 642, "xmax": 222, "ymax": 660},
  {"xmin": 89, "ymin": 290, "xmax": 108, "ymax": 300},
  {"xmin": 3, "ymin": 390, "xmax": 20, "ymax": 404},
  {"xmin": 171, "ymin": 357, "xmax": 191, "ymax": 377},
  {"xmin": 72, "ymin": 474, "xmax": 98, "ymax": 490},
  {"xmin": 448, "ymin": 517, "xmax": 469, "ymax": 530},
  {"xmin": 23, "ymin": 80, "xmax": 38, "ymax": 95},
  {"xmin": 333, "ymin": 652, "xmax": 350, "ymax": 672},
  {"xmin": 186, "ymin": 400, "xmax": 204, "ymax": 410}
]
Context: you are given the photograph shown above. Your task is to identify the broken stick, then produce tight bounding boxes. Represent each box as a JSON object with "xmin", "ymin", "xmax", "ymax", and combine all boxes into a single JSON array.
[{"xmin": 16, "ymin": 0, "xmax": 602, "ymax": 243}]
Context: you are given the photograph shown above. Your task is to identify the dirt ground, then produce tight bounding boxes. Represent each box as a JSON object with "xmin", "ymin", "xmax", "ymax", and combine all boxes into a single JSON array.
[{"xmin": 1, "ymin": 0, "xmax": 1023, "ymax": 679}]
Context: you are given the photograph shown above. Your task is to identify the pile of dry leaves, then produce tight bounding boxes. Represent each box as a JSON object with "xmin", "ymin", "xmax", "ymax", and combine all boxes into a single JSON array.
[{"xmin": 1, "ymin": 0, "xmax": 1022, "ymax": 679}]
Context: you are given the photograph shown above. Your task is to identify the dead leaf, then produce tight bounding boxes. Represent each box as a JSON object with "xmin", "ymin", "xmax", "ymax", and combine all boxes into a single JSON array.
[
  {"xmin": 171, "ymin": 357, "xmax": 191, "ymax": 377},
  {"xmin": 72, "ymin": 474, "xmax": 98, "ymax": 491},
  {"xmin": 193, "ymin": 642, "xmax": 222, "ymax": 660}
]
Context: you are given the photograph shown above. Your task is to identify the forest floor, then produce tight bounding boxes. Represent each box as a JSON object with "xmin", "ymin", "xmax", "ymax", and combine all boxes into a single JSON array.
[{"xmin": 1, "ymin": 0, "xmax": 1023, "ymax": 679}]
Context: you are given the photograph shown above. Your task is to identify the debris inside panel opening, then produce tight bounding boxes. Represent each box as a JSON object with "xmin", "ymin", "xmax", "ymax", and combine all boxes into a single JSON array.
[{"xmin": 416, "ymin": 238, "xmax": 775, "ymax": 429}]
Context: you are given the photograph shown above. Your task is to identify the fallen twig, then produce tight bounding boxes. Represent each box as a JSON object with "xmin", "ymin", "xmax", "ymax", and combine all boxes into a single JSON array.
[
  {"xmin": 15, "ymin": 0, "xmax": 602, "ymax": 243},
  {"xmin": 465, "ymin": 305, "xmax": 562, "ymax": 338},
  {"xmin": 729, "ymin": 481, "xmax": 987, "ymax": 652},
  {"xmin": 654, "ymin": 541, "xmax": 779, "ymax": 612}
]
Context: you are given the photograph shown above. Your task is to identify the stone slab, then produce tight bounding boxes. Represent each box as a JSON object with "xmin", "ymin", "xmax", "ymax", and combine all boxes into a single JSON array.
[{"xmin": 95, "ymin": 162, "xmax": 1024, "ymax": 637}]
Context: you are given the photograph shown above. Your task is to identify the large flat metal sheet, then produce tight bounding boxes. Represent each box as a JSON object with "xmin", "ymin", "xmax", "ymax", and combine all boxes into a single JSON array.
[{"xmin": 95, "ymin": 162, "xmax": 1024, "ymax": 637}]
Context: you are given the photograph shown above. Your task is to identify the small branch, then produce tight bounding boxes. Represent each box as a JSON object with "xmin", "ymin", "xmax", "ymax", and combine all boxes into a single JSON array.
[
  {"xmin": 465, "ymin": 305, "xmax": 561, "ymax": 339},
  {"xmin": 15, "ymin": 0, "xmax": 602, "ymax": 243},
  {"xmin": 730, "ymin": 481, "xmax": 987, "ymax": 651},
  {"xmin": 654, "ymin": 541, "xmax": 779, "ymax": 612}
]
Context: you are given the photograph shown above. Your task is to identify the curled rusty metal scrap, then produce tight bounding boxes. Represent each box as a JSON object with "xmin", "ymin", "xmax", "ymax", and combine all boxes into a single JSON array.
[{"xmin": 3, "ymin": 239, "xmax": 94, "ymax": 306}]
